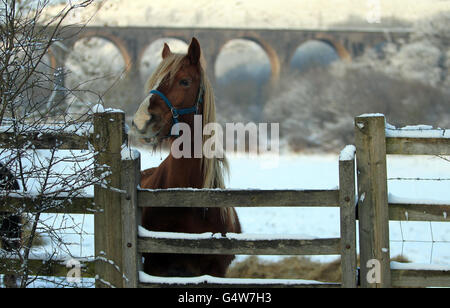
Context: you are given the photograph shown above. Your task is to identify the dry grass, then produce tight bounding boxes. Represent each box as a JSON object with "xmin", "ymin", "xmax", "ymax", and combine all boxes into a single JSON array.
[
  {"xmin": 226, "ymin": 255, "xmax": 410, "ymax": 283},
  {"xmin": 226, "ymin": 256, "xmax": 342, "ymax": 283}
]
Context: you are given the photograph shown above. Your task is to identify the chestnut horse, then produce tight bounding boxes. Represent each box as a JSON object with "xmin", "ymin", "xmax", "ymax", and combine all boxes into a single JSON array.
[{"xmin": 132, "ymin": 38, "xmax": 241, "ymax": 277}]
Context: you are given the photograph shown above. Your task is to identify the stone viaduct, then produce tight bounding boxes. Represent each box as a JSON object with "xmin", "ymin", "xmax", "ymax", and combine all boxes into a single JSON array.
[{"xmin": 53, "ymin": 26, "xmax": 411, "ymax": 90}]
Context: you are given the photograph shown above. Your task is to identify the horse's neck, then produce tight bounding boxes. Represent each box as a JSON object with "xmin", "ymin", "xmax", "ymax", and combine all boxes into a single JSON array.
[
  {"xmin": 141, "ymin": 147, "xmax": 203, "ymax": 189},
  {"xmin": 141, "ymin": 116, "xmax": 204, "ymax": 189},
  {"xmin": 164, "ymin": 154, "xmax": 203, "ymax": 188}
]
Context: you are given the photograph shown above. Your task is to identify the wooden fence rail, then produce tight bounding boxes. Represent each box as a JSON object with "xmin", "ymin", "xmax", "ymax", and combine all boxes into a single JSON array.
[
  {"xmin": 0, "ymin": 122, "xmax": 92, "ymax": 150},
  {"xmin": 1, "ymin": 196, "xmax": 94, "ymax": 214},
  {"xmin": 386, "ymin": 137, "xmax": 450, "ymax": 155},
  {"xmin": 137, "ymin": 189, "xmax": 340, "ymax": 208},
  {"xmin": 137, "ymin": 233, "xmax": 341, "ymax": 256},
  {"xmin": 1, "ymin": 111, "xmax": 449, "ymax": 288}
]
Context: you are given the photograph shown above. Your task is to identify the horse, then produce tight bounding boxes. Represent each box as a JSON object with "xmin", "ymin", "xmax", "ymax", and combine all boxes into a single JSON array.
[{"xmin": 132, "ymin": 37, "xmax": 241, "ymax": 277}]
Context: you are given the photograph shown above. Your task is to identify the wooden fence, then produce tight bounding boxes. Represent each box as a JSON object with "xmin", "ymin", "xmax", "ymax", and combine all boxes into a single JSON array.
[
  {"xmin": 97, "ymin": 111, "xmax": 357, "ymax": 288},
  {"xmin": 0, "ymin": 112, "xmax": 449, "ymax": 288},
  {"xmin": 355, "ymin": 114, "xmax": 450, "ymax": 288}
]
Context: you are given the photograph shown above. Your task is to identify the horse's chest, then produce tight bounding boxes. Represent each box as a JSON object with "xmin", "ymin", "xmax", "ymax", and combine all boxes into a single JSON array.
[{"xmin": 143, "ymin": 208, "xmax": 221, "ymax": 233}]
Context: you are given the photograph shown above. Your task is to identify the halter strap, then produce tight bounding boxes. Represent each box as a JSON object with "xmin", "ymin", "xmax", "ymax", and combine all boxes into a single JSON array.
[
  {"xmin": 150, "ymin": 85, "xmax": 204, "ymax": 122},
  {"xmin": 149, "ymin": 85, "xmax": 204, "ymax": 136},
  {"xmin": 149, "ymin": 90, "xmax": 194, "ymax": 124}
]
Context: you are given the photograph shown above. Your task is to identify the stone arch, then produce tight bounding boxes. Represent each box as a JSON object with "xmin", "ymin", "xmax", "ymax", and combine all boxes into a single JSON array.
[
  {"xmin": 73, "ymin": 31, "xmax": 132, "ymax": 73},
  {"xmin": 215, "ymin": 36, "xmax": 279, "ymax": 84},
  {"xmin": 289, "ymin": 39, "xmax": 349, "ymax": 73},
  {"xmin": 213, "ymin": 38, "xmax": 276, "ymax": 122},
  {"xmin": 291, "ymin": 40, "xmax": 337, "ymax": 70},
  {"xmin": 314, "ymin": 34, "xmax": 352, "ymax": 61},
  {"xmin": 242, "ymin": 36, "xmax": 280, "ymax": 82},
  {"xmin": 64, "ymin": 36, "xmax": 128, "ymax": 112},
  {"xmin": 137, "ymin": 37, "xmax": 189, "ymax": 83}
]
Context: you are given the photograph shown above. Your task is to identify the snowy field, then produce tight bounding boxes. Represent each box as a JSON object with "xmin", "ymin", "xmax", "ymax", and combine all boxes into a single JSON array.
[{"xmin": 16, "ymin": 147, "xmax": 450, "ymax": 269}]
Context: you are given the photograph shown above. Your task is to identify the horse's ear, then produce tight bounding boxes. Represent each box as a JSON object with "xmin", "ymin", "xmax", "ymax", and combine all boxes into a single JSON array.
[
  {"xmin": 187, "ymin": 37, "xmax": 201, "ymax": 65},
  {"xmin": 162, "ymin": 43, "xmax": 172, "ymax": 59}
]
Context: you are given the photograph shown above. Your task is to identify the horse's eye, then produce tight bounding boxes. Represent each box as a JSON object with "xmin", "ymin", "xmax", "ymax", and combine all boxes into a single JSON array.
[{"xmin": 179, "ymin": 79, "xmax": 190, "ymax": 87}]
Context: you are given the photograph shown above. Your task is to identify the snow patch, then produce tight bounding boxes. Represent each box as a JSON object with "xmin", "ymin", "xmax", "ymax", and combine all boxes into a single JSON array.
[
  {"xmin": 121, "ymin": 145, "xmax": 141, "ymax": 161},
  {"xmin": 386, "ymin": 123, "xmax": 449, "ymax": 138},
  {"xmin": 138, "ymin": 226, "xmax": 315, "ymax": 241},
  {"xmin": 391, "ymin": 261, "xmax": 450, "ymax": 271},
  {"xmin": 90, "ymin": 104, "xmax": 124, "ymax": 114},
  {"xmin": 339, "ymin": 145, "xmax": 356, "ymax": 161},
  {"xmin": 138, "ymin": 271, "xmax": 330, "ymax": 286},
  {"xmin": 360, "ymin": 192, "xmax": 366, "ymax": 203},
  {"xmin": 358, "ymin": 113, "xmax": 385, "ymax": 118},
  {"xmin": 90, "ymin": 104, "xmax": 104, "ymax": 114},
  {"xmin": 388, "ymin": 193, "xmax": 450, "ymax": 206}
]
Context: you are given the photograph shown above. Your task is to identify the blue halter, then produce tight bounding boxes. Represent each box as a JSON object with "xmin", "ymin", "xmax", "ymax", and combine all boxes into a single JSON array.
[{"xmin": 149, "ymin": 87, "xmax": 203, "ymax": 125}]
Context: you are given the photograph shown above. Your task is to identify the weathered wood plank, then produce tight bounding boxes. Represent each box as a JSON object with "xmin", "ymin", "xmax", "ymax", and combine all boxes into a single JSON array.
[
  {"xmin": 93, "ymin": 111, "xmax": 126, "ymax": 288},
  {"xmin": 1, "ymin": 196, "xmax": 95, "ymax": 214},
  {"xmin": 120, "ymin": 155, "xmax": 141, "ymax": 288},
  {"xmin": 389, "ymin": 203, "xmax": 450, "ymax": 222},
  {"xmin": 391, "ymin": 269, "xmax": 450, "ymax": 288},
  {"xmin": 137, "ymin": 236, "xmax": 341, "ymax": 256},
  {"xmin": 0, "ymin": 257, "xmax": 96, "ymax": 278},
  {"xmin": 0, "ymin": 131, "xmax": 90, "ymax": 150},
  {"xmin": 386, "ymin": 137, "xmax": 450, "ymax": 155},
  {"xmin": 355, "ymin": 115, "xmax": 391, "ymax": 288},
  {"xmin": 339, "ymin": 147, "xmax": 357, "ymax": 288},
  {"xmin": 137, "ymin": 189, "xmax": 340, "ymax": 208}
]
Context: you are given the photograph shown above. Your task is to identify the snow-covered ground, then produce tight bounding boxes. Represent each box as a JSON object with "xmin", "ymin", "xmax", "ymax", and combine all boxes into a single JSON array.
[{"xmin": 24, "ymin": 148, "xmax": 450, "ymax": 267}]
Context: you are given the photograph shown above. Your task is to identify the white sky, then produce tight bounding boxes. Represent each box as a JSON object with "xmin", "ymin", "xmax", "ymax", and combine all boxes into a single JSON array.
[{"xmin": 44, "ymin": 0, "xmax": 450, "ymax": 29}]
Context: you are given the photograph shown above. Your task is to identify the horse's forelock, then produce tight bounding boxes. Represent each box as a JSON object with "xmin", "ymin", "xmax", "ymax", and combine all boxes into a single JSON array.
[{"xmin": 145, "ymin": 53, "xmax": 185, "ymax": 93}]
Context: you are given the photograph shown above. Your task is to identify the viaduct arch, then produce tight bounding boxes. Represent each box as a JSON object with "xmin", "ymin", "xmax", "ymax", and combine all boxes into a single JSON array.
[{"xmin": 51, "ymin": 26, "xmax": 411, "ymax": 95}]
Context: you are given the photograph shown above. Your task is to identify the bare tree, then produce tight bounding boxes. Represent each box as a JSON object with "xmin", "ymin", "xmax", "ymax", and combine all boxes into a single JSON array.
[{"xmin": 0, "ymin": 0, "xmax": 108, "ymax": 288}]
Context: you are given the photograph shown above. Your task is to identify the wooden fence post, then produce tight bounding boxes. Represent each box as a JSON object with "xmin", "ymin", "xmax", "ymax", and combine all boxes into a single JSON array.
[
  {"xmin": 339, "ymin": 145, "xmax": 357, "ymax": 288},
  {"xmin": 354, "ymin": 114, "xmax": 391, "ymax": 288},
  {"xmin": 93, "ymin": 111, "xmax": 126, "ymax": 288},
  {"xmin": 120, "ymin": 151, "xmax": 141, "ymax": 288}
]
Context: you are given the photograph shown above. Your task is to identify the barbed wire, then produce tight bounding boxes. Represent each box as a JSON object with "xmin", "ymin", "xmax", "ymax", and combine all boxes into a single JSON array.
[
  {"xmin": 388, "ymin": 177, "xmax": 450, "ymax": 181},
  {"xmin": 436, "ymin": 155, "xmax": 450, "ymax": 163}
]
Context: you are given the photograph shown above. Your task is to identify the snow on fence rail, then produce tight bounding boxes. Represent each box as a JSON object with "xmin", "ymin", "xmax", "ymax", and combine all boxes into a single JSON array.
[
  {"xmin": 385, "ymin": 123, "xmax": 450, "ymax": 156},
  {"xmin": 1, "ymin": 112, "xmax": 449, "ymax": 288},
  {"xmin": 138, "ymin": 272, "xmax": 340, "ymax": 288}
]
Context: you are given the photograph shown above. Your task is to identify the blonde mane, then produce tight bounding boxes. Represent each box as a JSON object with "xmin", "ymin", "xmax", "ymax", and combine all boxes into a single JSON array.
[{"xmin": 145, "ymin": 53, "xmax": 229, "ymax": 191}]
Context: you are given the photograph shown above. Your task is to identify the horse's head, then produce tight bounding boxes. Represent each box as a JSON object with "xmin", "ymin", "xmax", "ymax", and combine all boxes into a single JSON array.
[{"xmin": 132, "ymin": 38, "xmax": 203, "ymax": 145}]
